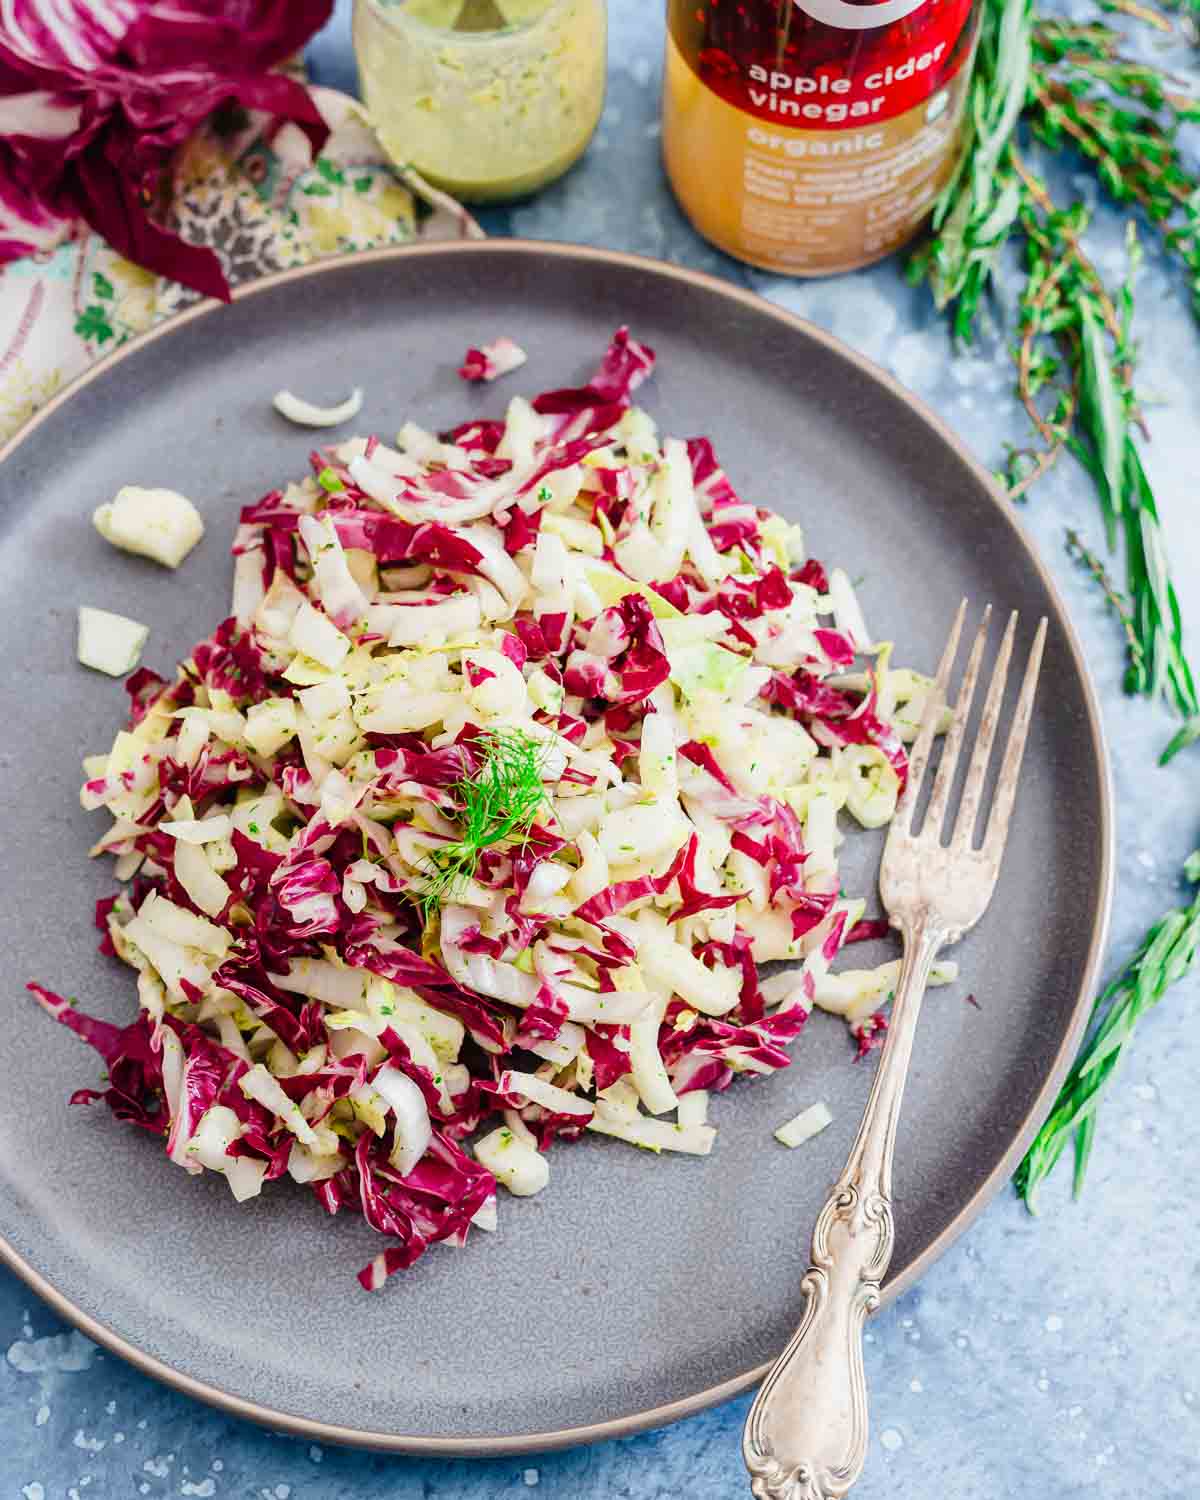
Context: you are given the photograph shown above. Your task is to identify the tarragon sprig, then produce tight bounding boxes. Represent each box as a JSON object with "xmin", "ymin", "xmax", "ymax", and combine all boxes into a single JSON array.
[
  {"xmin": 908, "ymin": 0, "xmax": 1032, "ymax": 334},
  {"xmin": 1015, "ymin": 848, "xmax": 1200, "ymax": 1207}
]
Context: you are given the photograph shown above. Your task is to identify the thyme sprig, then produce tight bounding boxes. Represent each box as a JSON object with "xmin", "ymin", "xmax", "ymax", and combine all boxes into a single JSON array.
[
  {"xmin": 1028, "ymin": 18, "xmax": 1200, "ymax": 314},
  {"xmin": 1015, "ymin": 849, "xmax": 1200, "ymax": 1207},
  {"xmin": 1064, "ymin": 527, "xmax": 1146, "ymax": 679},
  {"xmin": 418, "ymin": 728, "xmax": 551, "ymax": 917}
]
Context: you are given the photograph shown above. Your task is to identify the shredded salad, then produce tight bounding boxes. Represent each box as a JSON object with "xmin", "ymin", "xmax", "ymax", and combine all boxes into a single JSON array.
[{"xmin": 32, "ymin": 329, "xmax": 954, "ymax": 1290}]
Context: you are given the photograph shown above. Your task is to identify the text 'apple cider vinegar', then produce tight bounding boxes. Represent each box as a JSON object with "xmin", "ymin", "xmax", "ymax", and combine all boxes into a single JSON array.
[{"xmin": 662, "ymin": 0, "xmax": 981, "ymax": 275}]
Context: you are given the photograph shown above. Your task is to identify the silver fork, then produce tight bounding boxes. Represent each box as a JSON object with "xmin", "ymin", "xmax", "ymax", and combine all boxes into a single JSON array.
[{"xmin": 743, "ymin": 601, "xmax": 1047, "ymax": 1500}]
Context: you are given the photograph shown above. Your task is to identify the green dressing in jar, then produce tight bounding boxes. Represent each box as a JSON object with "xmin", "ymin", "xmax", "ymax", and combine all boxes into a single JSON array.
[{"xmin": 354, "ymin": 0, "xmax": 608, "ymax": 203}]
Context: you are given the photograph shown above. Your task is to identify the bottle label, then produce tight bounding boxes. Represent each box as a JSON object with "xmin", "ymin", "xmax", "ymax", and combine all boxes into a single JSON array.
[
  {"xmin": 686, "ymin": 0, "xmax": 974, "ymax": 129},
  {"xmin": 791, "ymin": 0, "xmax": 933, "ymax": 32},
  {"xmin": 662, "ymin": 0, "xmax": 979, "ymax": 274}
]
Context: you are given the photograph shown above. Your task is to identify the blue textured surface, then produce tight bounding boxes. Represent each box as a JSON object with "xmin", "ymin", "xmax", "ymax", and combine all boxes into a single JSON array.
[{"xmin": 5, "ymin": 3, "xmax": 1199, "ymax": 1496}]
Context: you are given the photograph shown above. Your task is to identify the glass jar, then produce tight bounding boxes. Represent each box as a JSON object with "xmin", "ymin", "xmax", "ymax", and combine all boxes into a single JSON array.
[
  {"xmin": 353, "ymin": 0, "xmax": 608, "ymax": 204},
  {"xmin": 662, "ymin": 0, "xmax": 981, "ymax": 276}
]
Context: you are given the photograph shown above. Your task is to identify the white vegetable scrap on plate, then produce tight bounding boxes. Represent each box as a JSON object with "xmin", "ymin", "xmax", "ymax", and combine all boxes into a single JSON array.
[
  {"xmin": 33, "ymin": 328, "xmax": 950, "ymax": 1292},
  {"xmin": 458, "ymin": 337, "xmax": 528, "ymax": 384},
  {"xmin": 77, "ymin": 606, "xmax": 149, "ymax": 677},
  {"xmin": 775, "ymin": 1100, "xmax": 833, "ymax": 1149},
  {"xmin": 93, "ymin": 485, "xmax": 204, "ymax": 569},
  {"xmin": 273, "ymin": 388, "xmax": 364, "ymax": 428}
]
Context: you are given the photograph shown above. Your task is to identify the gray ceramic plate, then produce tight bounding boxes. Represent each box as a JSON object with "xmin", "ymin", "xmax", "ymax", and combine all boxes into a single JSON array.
[{"xmin": 0, "ymin": 243, "xmax": 1112, "ymax": 1454}]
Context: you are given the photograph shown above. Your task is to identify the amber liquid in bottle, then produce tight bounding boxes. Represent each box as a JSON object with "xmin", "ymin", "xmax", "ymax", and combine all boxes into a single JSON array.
[{"xmin": 662, "ymin": 0, "xmax": 981, "ymax": 276}]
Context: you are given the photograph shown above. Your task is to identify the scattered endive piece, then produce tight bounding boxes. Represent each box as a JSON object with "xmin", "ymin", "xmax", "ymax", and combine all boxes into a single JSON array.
[
  {"xmin": 273, "ymin": 387, "xmax": 364, "ymax": 427},
  {"xmin": 775, "ymin": 1100, "xmax": 834, "ymax": 1149},
  {"xmin": 475, "ymin": 1124, "xmax": 549, "ymax": 1196},
  {"xmin": 93, "ymin": 486, "xmax": 204, "ymax": 569},
  {"xmin": 76, "ymin": 606, "xmax": 149, "ymax": 677}
]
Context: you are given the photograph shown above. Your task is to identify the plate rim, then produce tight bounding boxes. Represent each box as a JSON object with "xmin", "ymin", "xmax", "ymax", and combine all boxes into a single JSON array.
[{"xmin": 0, "ymin": 239, "xmax": 1115, "ymax": 1455}]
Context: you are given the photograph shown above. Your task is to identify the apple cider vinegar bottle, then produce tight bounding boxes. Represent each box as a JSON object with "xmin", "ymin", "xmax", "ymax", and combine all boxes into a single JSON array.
[{"xmin": 662, "ymin": 0, "xmax": 981, "ymax": 275}]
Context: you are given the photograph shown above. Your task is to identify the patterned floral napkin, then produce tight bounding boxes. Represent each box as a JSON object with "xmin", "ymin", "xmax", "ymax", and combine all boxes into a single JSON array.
[{"xmin": 0, "ymin": 82, "xmax": 482, "ymax": 444}]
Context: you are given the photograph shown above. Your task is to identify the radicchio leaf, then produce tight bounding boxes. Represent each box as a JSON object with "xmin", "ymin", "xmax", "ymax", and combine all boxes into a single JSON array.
[{"xmin": 0, "ymin": 0, "xmax": 334, "ymax": 296}]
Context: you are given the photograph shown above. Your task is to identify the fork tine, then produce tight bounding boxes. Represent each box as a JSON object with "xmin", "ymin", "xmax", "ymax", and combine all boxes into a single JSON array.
[
  {"xmin": 951, "ymin": 610, "xmax": 1017, "ymax": 850},
  {"xmin": 892, "ymin": 600, "xmax": 966, "ymax": 834},
  {"xmin": 922, "ymin": 605, "xmax": 992, "ymax": 842},
  {"xmin": 982, "ymin": 617, "xmax": 1048, "ymax": 857}
]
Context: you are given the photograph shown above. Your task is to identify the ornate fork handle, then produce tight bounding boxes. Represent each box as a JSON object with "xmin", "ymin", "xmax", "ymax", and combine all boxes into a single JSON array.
[
  {"xmin": 744, "ymin": 605, "xmax": 1047, "ymax": 1499},
  {"xmin": 742, "ymin": 919, "xmax": 943, "ymax": 1500}
]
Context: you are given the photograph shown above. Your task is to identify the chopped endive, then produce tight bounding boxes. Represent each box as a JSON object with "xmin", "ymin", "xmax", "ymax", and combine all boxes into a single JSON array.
[
  {"xmin": 273, "ymin": 387, "xmax": 364, "ymax": 427},
  {"xmin": 628, "ymin": 996, "xmax": 678, "ymax": 1116},
  {"xmin": 841, "ymin": 745, "xmax": 901, "ymax": 829},
  {"xmin": 173, "ymin": 840, "xmax": 231, "ymax": 919},
  {"xmin": 288, "ymin": 601, "xmax": 350, "ymax": 670},
  {"xmin": 500, "ymin": 1070, "xmax": 593, "ymax": 1117},
  {"xmin": 814, "ymin": 959, "xmax": 958, "ymax": 1024},
  {"xmin": 159, "ymin": 813, "xmax": 231, "ymax": 844},
  {"xmin": 77, "ymin": 606, "xmax": 149, "ymax": 677},
  {"xmin": 676, "ymin": 1090, "xmax": 709, "ymax": 1128},
  {"xmin": 581, "ymin": 560, "xmax": 683, "ymax": 619},
  {"xmin": 93, "ymin": 485, "xmax": 204, "ymax": 569},
  {"xmin": 828, "ymin": 567, "xmax": 871, "ymax": 651},
  {"xmin": 475, "ymin": 1125, "xmax": 549, "ymax": 1196},
  {"xmin": 669, "ymin": 640, "xmax": 748, "ymax": 702},
  {"xmin": 33, "ymin": 326, "xmax": 953, "ymax": 1295},
  {"xmin": 372, "ymin": 1065, "xmax": 432, "ymax": 1176},
  {"xmin": 775, "ymin": 1101, "xmax": 834, "ymax": 1149},
  {"xmin": 244, "ymin": 697, "xmax": 299, "ymax": 757},
  {"xmin": 239, "ymin": 1065, "xmax": 320, "ymax": 1149},
  {"xmin": 588, "ymin": 1107, "xmax": 716, "ymax": 1156}
]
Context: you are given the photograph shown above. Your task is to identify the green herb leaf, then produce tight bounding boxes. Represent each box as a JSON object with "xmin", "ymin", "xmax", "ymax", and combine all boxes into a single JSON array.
[
  {"xmin": 1076, "ymin": 298, "xmax": 1126, "ymax": 545},
  {"xmin": 1015, "ymin": 851, "xmax": 1200, "ymax": 1209},
  {"xmin": 907, "ymin": 0, "xmax": 1033, "ymax": 324}
]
